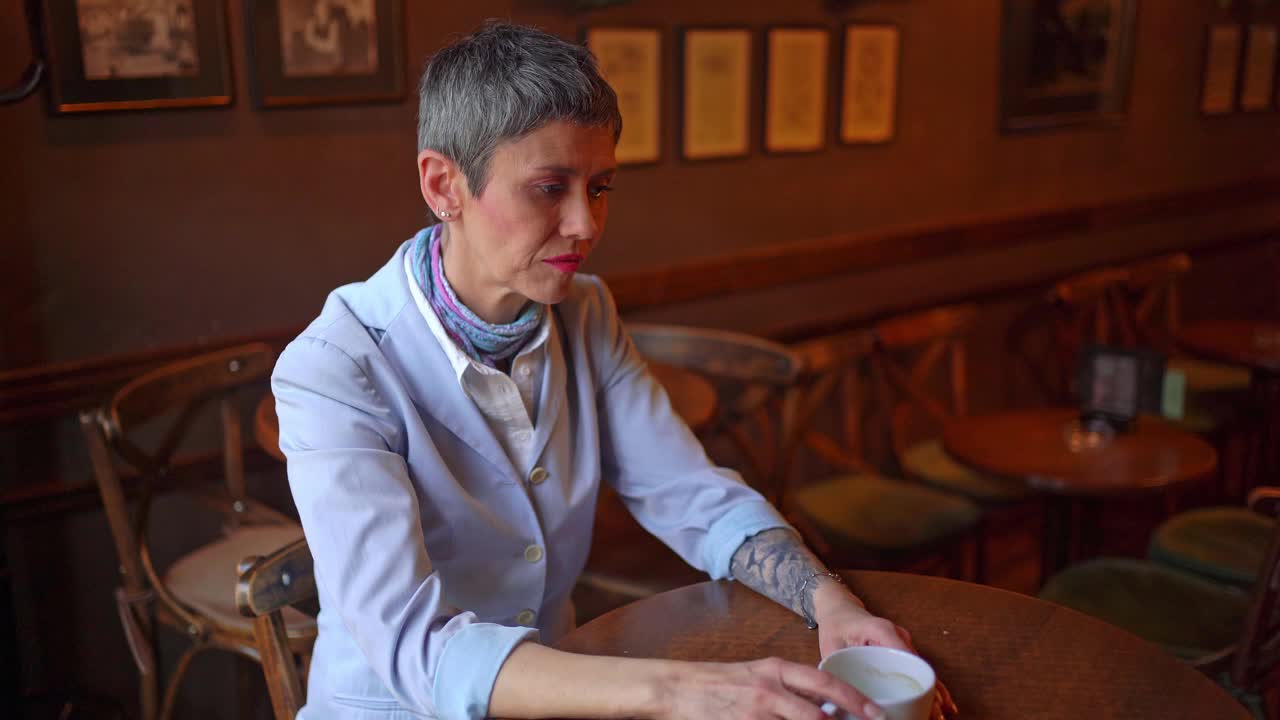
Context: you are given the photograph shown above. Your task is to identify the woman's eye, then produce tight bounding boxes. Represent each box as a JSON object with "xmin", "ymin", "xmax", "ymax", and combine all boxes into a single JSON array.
[
  {"xmin": 589, "ymin": 185, "xmax": 614, "ymax": 199},
  {"xmin": 537, "ymin": 184, "xmax": 565, "ymax": 195}
]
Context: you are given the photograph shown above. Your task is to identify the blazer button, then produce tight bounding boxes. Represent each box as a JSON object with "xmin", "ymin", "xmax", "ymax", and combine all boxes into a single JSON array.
[
  {"xmin": 528, "ymin": 467, "xmax": 549, "ymax": 485},
  {"xmin": 515, "ymin": 609, "xmax": 536, "ymax": 626},
  {"xmin": 524, "ymin": 545, "xmax": 544, "ymax": 563}
]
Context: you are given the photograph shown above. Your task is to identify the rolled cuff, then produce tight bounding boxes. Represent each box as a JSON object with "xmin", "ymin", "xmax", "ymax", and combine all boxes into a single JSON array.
[
  {"xmin": 431, "ymin": 622, "xmax": 539, "ymax": 720},
  {"xmin": 704, "ymin": 501, "xmax": 793, "ymax": 581}
]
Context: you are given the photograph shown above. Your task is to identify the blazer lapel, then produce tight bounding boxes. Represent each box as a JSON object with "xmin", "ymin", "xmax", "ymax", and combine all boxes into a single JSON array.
[{"xmin": 525, "ymin": 310, "xmax": 567, "ymax": 470}]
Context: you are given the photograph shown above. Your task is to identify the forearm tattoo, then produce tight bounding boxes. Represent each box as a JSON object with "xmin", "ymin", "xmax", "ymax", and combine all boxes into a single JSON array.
[{"xmin": 730, "ymin": 527, "xmax": 838, "ymax": 623}]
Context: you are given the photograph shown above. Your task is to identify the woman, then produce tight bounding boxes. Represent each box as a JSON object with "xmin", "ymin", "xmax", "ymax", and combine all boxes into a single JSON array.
[{"xmin": 273, "ymin": 21, "xmax": 955, "ymax": 720}]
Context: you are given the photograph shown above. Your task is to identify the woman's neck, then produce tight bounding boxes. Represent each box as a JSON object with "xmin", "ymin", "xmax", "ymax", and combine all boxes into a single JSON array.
[{"xmin": 438, "ymin": 224, "xmax": 525, "ymax": 324}]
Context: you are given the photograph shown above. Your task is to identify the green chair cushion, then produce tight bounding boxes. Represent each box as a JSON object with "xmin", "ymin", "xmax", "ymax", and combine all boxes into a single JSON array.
[
  {"xmin": 1169, "ymin": 356, "xmax": 1252, "ymax": 394},
  {"xmin": 902, "ymin": 439, "xmax": 1035, "ymax": 503},
  {"xmin": 792, "ymin": 473, "xmax": 980, "ymax": 552},
  {"xmin": 1040, "ymin": 557, "xmax": 1250, "ymax": 661},
  {"xmin": 1148, "ymin": 507, "xmax": 1276, "ymax": 588}
]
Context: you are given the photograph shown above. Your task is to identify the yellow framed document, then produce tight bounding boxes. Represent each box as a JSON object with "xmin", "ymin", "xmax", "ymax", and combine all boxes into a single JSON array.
[
  {"xmin": 680, "ymin": 28, "xmax": 752, "ymax": 160},
  {"xmin": 840, "ymin": 24, "xmax": 899, "ymax": 144},
  {"xmin": 1201, "ymin": 24, "xmax": 1243, "ymax": 115},
  {"xmin": 764, "ymin": 27, "xmax": 830, "ymax": 153},
  {"xmin": 1241, "ymin": 24, "xmax": 1278, "ymax": 112},
  {"xmin": 586, "ymin": 27, "xmax": 663, "ymax": 164}
]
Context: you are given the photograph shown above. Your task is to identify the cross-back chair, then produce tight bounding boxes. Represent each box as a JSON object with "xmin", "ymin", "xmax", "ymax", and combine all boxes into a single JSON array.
[
  {"xmin": 79, "ymin": 343, "xmax": 315, "ymax": 720},
  {"xmin": 237, "ymin": 537, "xmax": 316, "ymax": 720},
  {"xmin": 870, "ymin": 304, "xmax": 1036, "ymax": 582},
  {"xmin": 1041, "ymin": 487, "xmax": 1280, "ymax": 719},
  {"xmin": 781, "ymin": 326, "xmax": 981, "ymax": 578},
  {"xmin": 577, "ymin": 324, "xmax": 805, "ymax": 607}
]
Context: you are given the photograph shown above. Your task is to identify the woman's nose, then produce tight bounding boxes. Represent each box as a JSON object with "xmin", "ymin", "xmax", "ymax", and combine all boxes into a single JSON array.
[{"xmin": 560, "ymin": 191, "xmax": 600, "ymax": 243}]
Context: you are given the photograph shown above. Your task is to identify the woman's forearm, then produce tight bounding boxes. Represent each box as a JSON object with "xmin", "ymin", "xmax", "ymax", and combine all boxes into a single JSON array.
[
  {"xmin": 729, "ymin": 527, "xmax": 863, "ymax": 624},
  {"xmin": 489, "ymin": 642, "xmax": 671, "ymax": 719}
]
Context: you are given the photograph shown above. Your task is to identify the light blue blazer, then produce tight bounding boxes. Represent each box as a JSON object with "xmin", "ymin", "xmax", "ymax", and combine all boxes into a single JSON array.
[{"xmin": 271, "ymin": 233, "xmax": 788, "ymax": 720}]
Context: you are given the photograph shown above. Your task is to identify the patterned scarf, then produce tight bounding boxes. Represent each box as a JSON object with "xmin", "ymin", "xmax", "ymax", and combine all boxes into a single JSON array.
[{"xmin": 410, "ymin": 225, "xmax": 545, "ymax": 368}]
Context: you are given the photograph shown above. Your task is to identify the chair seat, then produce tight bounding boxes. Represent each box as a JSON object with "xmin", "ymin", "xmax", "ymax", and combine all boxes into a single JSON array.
[
  {"xmin": 1040, "ymin": 557, "xmax": 1250, "ymax": 661},
  {"xmin": 902, "ymin": 440, "xmax": 1034, "ymax": 503},
  {"xmin": 792, "ymin": 473, "xmax": 980, "ymax": 552},
  {"xmin": 1148, "ymin": 507, "xmax": 1276, "ymax": 588},
  {"xmin": 1170, "ymin": 356, "xmax": 1252, "ymax": 395},
  {"xmin": 166, "ymin": 524, "xmax": 315, "ymax": 638}
]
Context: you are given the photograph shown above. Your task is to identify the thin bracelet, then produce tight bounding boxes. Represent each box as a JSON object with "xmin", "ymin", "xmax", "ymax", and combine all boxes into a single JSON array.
[{"xmin": 799, "ymin": 571, "xmax": 844, "ymax": 629}]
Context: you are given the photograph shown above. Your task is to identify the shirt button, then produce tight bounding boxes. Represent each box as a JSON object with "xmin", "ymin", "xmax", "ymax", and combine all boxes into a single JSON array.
[
  {"xmin": 524, "ymin": 544, "xmax": 544, "ymax": 563},
  {"xmin": 515, "ymin": 609, "xmax": 536, "ymax": 626},
  {"xmin": 528, "ymin": 467, "xmax": 549, "ymax": 485},
  {"xmin": 519, "ymin": 365, "xmax": 533, "ymax": 377}
]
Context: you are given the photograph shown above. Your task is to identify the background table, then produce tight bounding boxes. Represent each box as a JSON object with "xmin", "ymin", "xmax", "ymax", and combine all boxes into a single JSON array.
[
  {"xmin": 1178, "ymin": 319, "xmax": 1280, "ymax": 484},
  {"xmin": 254, "ymin": 360, "xmax": 719, "ymax": 462},
  {"xmin": 943, "ymin": 408, "xmax": 1218, "ymax": 579},
  {"xmin": 557, "ymin": 571, "xmax": 1250, "ymax": 719}
]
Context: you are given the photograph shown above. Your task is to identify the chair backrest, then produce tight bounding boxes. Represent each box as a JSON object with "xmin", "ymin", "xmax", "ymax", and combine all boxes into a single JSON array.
[
  {"xmin": 237, "ymin": 538, "xmax": 315, "ymax": 720},
  {"xmin": 625, "ymin": 323, "xmax": 803, "ymax": 503},
  {"xmin": 1121, "ymin": 252, "xmax": 1192, "ymax": 351},
  {"xmin": 1216, "ymin": 488, "xmax": 1280, "ymax": 691},
  {"xmin": 79, "ymin": 343, "xmax": 275, "ymax": 610},
  {"xmin": 871, "ymin": 304, "xmax": 979, "ymax": 466}
]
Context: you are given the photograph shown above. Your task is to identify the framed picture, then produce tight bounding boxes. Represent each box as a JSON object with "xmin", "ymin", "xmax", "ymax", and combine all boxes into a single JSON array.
[
  {"xmin": 41, "ymin": 0, "xmax": 232, "ymax": 113},
  {"xmin": 680, "ymin": 27, "xmax": 752, "ymax": 161},
  {"xmin": 840, "ymin": 24, "xmax": 899, "ymax": 144},
  {"xmin": 999, "ymin": 0, "xmax": 1138, "ymax": 131},
  {"xmin": 586, "ymin": 27, "xmax": 662, "ymax": 165},
  {"xmin": 246, "ymin": 0, "xmax": 405, "ymax": 107},
  {"xmin": 1240, "ymin": 23, "xmax": 1278, "ymax": 111},
  {"xmin": 1201, "ymin": 23, "xmax": 1243, "ymax": 115},
  {"xmin": 763, "ymin": 27, "xmax": 829, "ymax": 154}
]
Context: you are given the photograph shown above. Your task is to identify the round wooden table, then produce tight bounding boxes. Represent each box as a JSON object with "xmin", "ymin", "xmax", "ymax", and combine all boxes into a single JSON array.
[
  {"xmin": 943, "ymin": 408, "xmax": 1218, "ymax": 579},
  {"xmin": 1178, "ymin": 319, "xmax": 1280, "ymax": 484},
  {"xmin": 556, "ymin": 571, "xmax": 1250, "ymax": 719},
  {"xmin": 253, "ymin": 361, "xmax": 719, "ymax": 462}
]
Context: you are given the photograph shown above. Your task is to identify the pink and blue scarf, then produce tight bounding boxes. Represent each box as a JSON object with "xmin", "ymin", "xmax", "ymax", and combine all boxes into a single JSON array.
[{"xmin": 411, "ymin": 225, "xmax": 545, "ymax": 368}]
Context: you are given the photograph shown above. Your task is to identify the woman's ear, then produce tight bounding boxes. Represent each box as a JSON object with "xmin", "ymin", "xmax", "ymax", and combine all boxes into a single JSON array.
[{"xmin": 418, "ymin": 149, "xmax": 464, "ymax": 219}]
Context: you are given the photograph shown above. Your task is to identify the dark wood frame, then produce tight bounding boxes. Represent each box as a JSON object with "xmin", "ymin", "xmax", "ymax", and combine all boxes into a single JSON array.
[
  {"xmin": 998, "ymin": 0, "xmax": 1138, "ymax": 132},
  {"xmin": 245, "ymin": 0, "xmax": 405, "ymax": 108},
  {"xmin": 1200, "ymin": 22, "xmax": 1246, "ymax": 116},
  {"xmin": 678, "ymin": 25, "xmax": 754, "ymax": 162},
  {"xmin": 41, "ymin": 0, "xmax": 233, "ymax": 113},
  {"xmin": 582, "ymin": 25, "xmax": 664, "ymax": 167},
  {"xmin": 761, "ymin": 25, "xmax": 831, "ymax": 155},
  {"xmin": 837, "ymin": 22, "xmax": 901, "ymax": 146},
  {"xmin": 1239, "ymin": 21, "xmax": 1279, "ymax": 113}
]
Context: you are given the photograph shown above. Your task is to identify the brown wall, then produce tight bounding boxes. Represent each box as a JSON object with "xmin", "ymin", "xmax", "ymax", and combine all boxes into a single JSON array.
[{"xmin": 3, "ymin": 1, "xmax": 1279, "ymax": 372}]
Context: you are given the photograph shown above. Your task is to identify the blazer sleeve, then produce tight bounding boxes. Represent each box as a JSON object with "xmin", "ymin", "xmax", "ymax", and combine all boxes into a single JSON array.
[
  {"xmin": 272, "ymin": 335, "xmax": 535, "ymax": 720},
  {"xmin": 586, "ymin": 278, "xmax": 791, "ymax": 580}
]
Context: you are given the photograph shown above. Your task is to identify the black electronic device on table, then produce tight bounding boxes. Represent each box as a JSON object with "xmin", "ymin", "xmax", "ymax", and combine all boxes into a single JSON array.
[{"xmin": 1075, "ymin": 344, "xmax": 1167, "ymax": 434}]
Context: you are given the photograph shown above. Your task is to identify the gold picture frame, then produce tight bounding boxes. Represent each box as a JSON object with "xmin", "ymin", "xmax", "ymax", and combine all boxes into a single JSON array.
[
  {"xmin": 680, "ymin": 27, "xmax": 752, "ymax": 161},
  {"xmin": 586, "ymin": 27, "xmax": 662, "ymax": 165},
  {"xmin": 764, "ymin": 27, "xmax": 830, "ymax": 154},
  {"xmin": 1201, "ymin": 23, "xmax": 1243, "ymax": 115},
  {"xmin": 840, "ymin": 24, "xmax": 899, "ymax": 144},
  {"xmin": 1240, "ymin": 23, "xmax": 1278, "ymax": 112}
]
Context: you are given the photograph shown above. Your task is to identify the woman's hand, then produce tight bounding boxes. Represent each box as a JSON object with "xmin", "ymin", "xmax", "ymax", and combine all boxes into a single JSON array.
[
  {"xmin": 815, "ymin": 592, "xmax": 959, "ymax": 719},
  {"xmin": 659, "ymin": 657, "xmax": 885, "ymax": 720}
]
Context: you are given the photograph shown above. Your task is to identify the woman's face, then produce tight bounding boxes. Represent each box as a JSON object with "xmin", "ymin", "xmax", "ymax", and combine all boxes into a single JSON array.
[{"xmin": 445, "ymin": 120, "xmax": 616, "ymax": 322}]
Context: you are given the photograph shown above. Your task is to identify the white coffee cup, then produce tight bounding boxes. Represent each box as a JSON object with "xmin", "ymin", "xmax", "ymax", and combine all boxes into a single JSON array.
[{"xmin": 818, "ymin": 646, "xmax": 936, "ymax": 720}]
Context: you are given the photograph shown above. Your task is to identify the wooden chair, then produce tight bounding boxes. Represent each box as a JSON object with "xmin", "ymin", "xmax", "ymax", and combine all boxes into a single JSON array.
[
  {"xmin": 782, "ymin": 326, "xmax": 981, "ymax": 578},
  {"xmin": 1148, "ymin": 491, "xmax": 1279, "ymax": 590},
  {"xmin": 236, "ymin": 538, "xmax": 316, "ymax": 720},
  {"xmin": 577, "ymin": 324, "xmax": 805, "ymax": 608},
  {"xmin": 79, "ymin": 343, "xmax": 316, "ymax": 720},
  {"xmin": 871, "ymin": 304, "xmax": 1036, "ymax": 582},
  {"xmin": 1041, "ymin": 488, "xmax": 1280, "ymax": 718}
]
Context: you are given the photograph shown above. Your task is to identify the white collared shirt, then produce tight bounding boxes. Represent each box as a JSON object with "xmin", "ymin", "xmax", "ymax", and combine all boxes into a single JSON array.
[{"xmin": 404, "ymin": 251, "xmax": 550, "ymax": 470}]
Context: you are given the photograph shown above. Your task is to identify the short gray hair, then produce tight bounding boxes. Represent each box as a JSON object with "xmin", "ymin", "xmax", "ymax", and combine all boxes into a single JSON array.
[{"xmin": 417, "ymin": 21, "xmax": 622, "ymax": 197}]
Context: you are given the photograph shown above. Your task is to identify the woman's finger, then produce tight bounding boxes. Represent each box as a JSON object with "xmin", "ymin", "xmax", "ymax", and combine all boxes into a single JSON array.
[
  {"xmin": 937, "ymin": 680, "xmax": 958, "ymax": 716},
  {"xmin": 775, "ymin": 662, "xmax": 881, "ymax": 720}
]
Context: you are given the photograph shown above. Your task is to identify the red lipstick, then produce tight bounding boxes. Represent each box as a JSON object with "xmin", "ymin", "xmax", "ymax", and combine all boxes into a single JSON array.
[{"xmin": 543, "ymin": 254, "xmax": 583, "ymax": 273}]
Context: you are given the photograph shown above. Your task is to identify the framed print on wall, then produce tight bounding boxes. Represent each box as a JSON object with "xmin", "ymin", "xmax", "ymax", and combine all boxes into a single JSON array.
[
  {"xmin": 42, "ymin": 0, "xmax": 233, "ymax": 113},
  {"xmin": 586, "ymin": 27, "xmax": 662, "ymax": 165},
  {"xmin": 1240, "ymin": 22, "xmax": 1277, "ymax": 111},
  {"xmin": 999, "ymin": 0, "xmax": 1138, "ymax": 131},
  {"xmin": 246, "ymin": 0, "xmax": 405, "ymax": 108},
  {"xmin": 840, "ymin": 24, "xmax": 899, "ymax": 144},
  {"xmin": 763, "ymin": 27, "xmax": 829, "ymax": 154},
  {"xmin": 1200, "ymin": 23, "xmax": 1243, "ymax": 114},
  {"xmin": 680, "ymin": 27, "xmax": 752, "ymax": 161}
]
